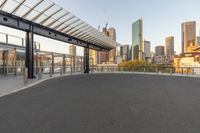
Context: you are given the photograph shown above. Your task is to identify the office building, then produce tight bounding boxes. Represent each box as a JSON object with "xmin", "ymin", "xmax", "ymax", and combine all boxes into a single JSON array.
[
  {"xmin": 89, "ymin": 49, "xmax": 98, "ymax": 65},
  {"xmin": 143, "ymin": 40, "xmax": 151, "ymax": 60},
  {"xmin": 197, "ymin": 36, "xmax": 200, "ymax": 46},
  {"xmin": 68, "ymin": 45, "xmax": 76, "ymax": 56},
  {"xmin": 108, "ymin": 28, "xmax": 117, "ymax": 63},
  {"xmin": 182, "ymin": 21, "xmax": 196, "ymax": 53},
  {"xmin": 120, "ymin": 45, "xmax": 130, "ymax": 61},
  {"xmin": 155, "ymin": 46, "xmax": 164, "ymax": 56},
  {"xmin": 165, "ymin": 36, "xmax": 174, "ymax": 56},
  {"xmin": 132, "ymin": 18, "xmax": 143, "ymax": 61}
]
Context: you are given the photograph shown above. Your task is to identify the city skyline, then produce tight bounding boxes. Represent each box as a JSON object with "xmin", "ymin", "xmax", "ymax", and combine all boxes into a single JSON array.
[{"xmin": 55, "ymin": 0, "xmax": 200, "ymax": 54}]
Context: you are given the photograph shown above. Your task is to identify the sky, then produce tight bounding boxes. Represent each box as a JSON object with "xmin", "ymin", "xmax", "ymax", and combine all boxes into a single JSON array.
[
  {"xmin": 53, "ymin": 0, "xmax": 200, "ymax": 54},
  {"xmin": 1, "ymin": 0, "xmax": 200, "ymax": 55}
]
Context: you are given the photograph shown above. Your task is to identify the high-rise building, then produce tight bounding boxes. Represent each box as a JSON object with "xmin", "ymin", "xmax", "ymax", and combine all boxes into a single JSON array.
[
  {"xmin": 143, "ymin": 40, "xmax": 151, "ymax": 60},
  {"xmin": 68, "ymin": 45, "xmax": 76, "ymax": 56},
  {"xmin": 108, "ymin": 28, "xmax": 116, "ymax": 41},
  {"xmin": 182, "ymin": 21, "xmax": 196, "ymax": 53},
  {"xmin": 108, "ymin": 28, "xmax": 116, "ymax": 63},
  {"xmin": 165, "ymin": 36, "xmax": 174, "ymax": 56},
  {"xmin": 89, "ymin": 49, "xmax": 98, "ymax": 65},
  {"xmin": 100, "ymin": 27, "xmax": 109, "ymax": 64},
  {"xmin": 120, "ymin": 45, "xmax": 130, "ymax": 61},
  {"xmin": 132, "ymin": 18, "xmax": 143, "ymax": 61},
  {"xmin": 155, "ymin": 46, "xmax": 164, "ymax": 56},
  {"xmin": 133, "ymin": 45, "xmax": 139, "ymax": 60},
  {"xmin": 197, "ymin": 36, "xmax": 200, "ymax": 46}
]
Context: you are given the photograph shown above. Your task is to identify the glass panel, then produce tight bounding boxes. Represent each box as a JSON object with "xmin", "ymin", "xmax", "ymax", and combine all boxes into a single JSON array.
[
  {"xmin": 43, "ymin": 4, "xmax": 60, "ymax": 17},
  {"xmin": 14, "ymin": 5, "xmax": 30, "ymax": 17},
  {"xmin": 51, "ymin": 9, "xmax": 67, "ymax": 20},
  {"xmin": 42, "ymin": 17, "xmax": 55, "ymax": 26},
  {"xmin": 0, "ymin": 32, "xmax": 7, "ymax": 43},
  {"xmin": 23, "ymin": 0, "xmax": 41, "ymax": 8},
  {"xmin": 35, "ymin": 14, "xmax": 48, "ymax": 23},
  {"xmin": 50, "ymin": 21, "xmax": 60, "ymax": 29},
  {"xmin": 26, "ymin": 10, "xmax": 40, "ymax": 20},
  {"xmin": 34, "ymin": 0, "xmax": 53, "ymax": 12},
  {"xmin": 1, "ymin": 0, "xmax": 19, "ymax": 13}
]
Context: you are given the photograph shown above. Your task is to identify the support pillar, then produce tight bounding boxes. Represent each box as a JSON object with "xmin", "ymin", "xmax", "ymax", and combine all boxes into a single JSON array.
[
  {"xmin": 73, "ymin": 56, "xmax": 75, "ymax": 72},
  {"xmin": 63, "ymin": 54, "xmax": 66, "ymax": 74},
  {"xmin": 84, "ymin": 46, "xmax": 89, "ymax": 73},
  {"xmin": 52, "ymin": 54, "xmax": 54, "ymax": 74},
  {"xmin": 25, "ymin": 29, "xmax": 34, "ymax": 79}
]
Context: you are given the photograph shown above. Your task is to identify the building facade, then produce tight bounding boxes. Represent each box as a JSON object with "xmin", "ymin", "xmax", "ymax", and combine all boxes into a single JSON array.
[
  {"xmin": 120, "ymin": 45, "xmax": 130, "ymax": 61},
  {"xmin": 132, "ymin": 18, "xmax": 143, "ymax": 61},
  {"xmin": 182, "ymin": 21, "xmax": 196, "ymax": 54},
  {"xmin": 165, "ymin": 36, "xmax": 174, "ymax": 56},
  {"xmin": 155, "ymin": 46, "xmax": 165, "ymax": 56},
  {"xmin": 143, "ymin": 40, "xmax": 151, "ymax": 61},
  {"xmin": 68, "ymin": 45, "xmax": 76, "ymax": 56},
  {"xmin": 197, "ymin": 36, "xmax": 200, "ymax": 46},
  {"xmin": 108, "ymin": 28, "xmax": 117, "ymax": 63}
]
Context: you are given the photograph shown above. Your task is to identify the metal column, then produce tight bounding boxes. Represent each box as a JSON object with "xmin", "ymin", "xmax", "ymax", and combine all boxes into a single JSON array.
[
  {"xmin": 84, "ymin": 46, "xmax": 89, "ymax": 73},
  {"xmin": 63, "ymin": 54, "xmax": 66, "ymax": 74},
  {"xmin": 25, "ymin": 29, "xmax": 34, "ymax": 79},
  {"xmin": 52, "ymin": 54, "xmax": 54, "ymax": 74}
]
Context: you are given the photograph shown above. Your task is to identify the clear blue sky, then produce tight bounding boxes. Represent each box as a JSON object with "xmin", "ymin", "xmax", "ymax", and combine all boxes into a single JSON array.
[{"xmin": 54, "ymin": 0, "xmax": 200, "ymax": 54}]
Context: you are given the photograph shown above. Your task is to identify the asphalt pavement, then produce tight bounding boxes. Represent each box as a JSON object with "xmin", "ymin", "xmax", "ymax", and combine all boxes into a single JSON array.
[{"xmin": 0, "ymin": 73, "xmax": 200, "ymax": 133}]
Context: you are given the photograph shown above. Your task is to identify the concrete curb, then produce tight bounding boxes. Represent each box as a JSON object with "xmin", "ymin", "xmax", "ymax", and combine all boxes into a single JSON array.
[
  {"xmin": 1, "ymin": 72, "xmax": 199, "ymax": 98},
  {"xmin": 0, "ymin": 73, "xmax": 83, "ymax": 98}
]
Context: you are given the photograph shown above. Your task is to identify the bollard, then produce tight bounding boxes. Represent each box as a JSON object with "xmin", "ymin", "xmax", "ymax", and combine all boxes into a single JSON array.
[
  {"xmin": 14, "ymin": 66, "xmax": 17, "ymax": 77},
  {"xmin": 24, "ymin": 68, "xmax": 28, "ymax": 86},
  {"xmin": 38, "ymin": 67, "xmax": 42, "ymax": 80},
  {"xmin": 60, "ymin": 67, "xmax": 63, "ymax": 76},
  {"xmin": 49, "ymin": 67, "xmax": 52, "ymax": 78},
  {"xmin": 156, "ymin": 67, "xmax": 159, "ymax": 75},
  {"xmin": 170, "ymin": 68, "xmax": 172, "ymax": 76},
  {"xmin": 71, "ymin": 66, "xmax": 73, "ymax": 75}
]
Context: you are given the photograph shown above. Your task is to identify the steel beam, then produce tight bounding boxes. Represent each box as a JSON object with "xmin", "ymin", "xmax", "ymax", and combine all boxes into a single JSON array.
[
  {"xmin": 25, "ymin": 29, "xmax": 34, "ymax": 79},
  {"xmin": 84, "ymin": 45, "xmax": 89, "ymax": 73},
  {"xmin": 0, "ymin": 10, "xmax": 111, "ymax": 51}
]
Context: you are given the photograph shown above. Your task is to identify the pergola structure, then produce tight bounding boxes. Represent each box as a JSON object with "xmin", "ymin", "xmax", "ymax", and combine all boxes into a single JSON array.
[{"xmin": 0, "ymin": 0, "xmax": 119, "ymax": 78}]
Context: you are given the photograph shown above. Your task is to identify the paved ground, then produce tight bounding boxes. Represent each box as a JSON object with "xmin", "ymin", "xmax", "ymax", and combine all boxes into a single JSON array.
[
  {"xmin": 0, "ymin": 73, "xmax": 71, "ymax": 97},
  {"xmin": 0, "ymin": 73, "xmax": 200, "ymax": 133}
]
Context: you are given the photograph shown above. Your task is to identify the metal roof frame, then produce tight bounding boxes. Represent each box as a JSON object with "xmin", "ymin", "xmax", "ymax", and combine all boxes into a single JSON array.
[{"xmin": 0, "ymin": 0, "xmax": 118, "ymax": 50}]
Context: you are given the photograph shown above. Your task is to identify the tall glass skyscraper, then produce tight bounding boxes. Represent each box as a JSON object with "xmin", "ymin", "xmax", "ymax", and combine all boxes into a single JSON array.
[
  {"xmin": 132, "ymin": 18, "xmax": 143, "ymax": 61},
  {"xmin": 182, "ymin": 21, "xmax": 196, "ymax": 54}
]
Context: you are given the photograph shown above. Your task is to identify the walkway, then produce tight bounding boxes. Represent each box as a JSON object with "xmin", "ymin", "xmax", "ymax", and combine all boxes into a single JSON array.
[{"xmin": 0, "ymin": 73, "xmax": 200, "ymax": 133}]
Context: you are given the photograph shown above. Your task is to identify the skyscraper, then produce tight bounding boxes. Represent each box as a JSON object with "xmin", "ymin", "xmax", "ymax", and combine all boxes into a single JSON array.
[
  {"xmin": 132, "ymin": 18, "xmax": 143, "ymax": 61},
  {"xmin": 68, "ymin": 45, "xmax": 76, "ymax": 56},
  {"xmin": 89, "ymin": 49, "xmax": 98, "ymax": 65},
  {"xmin": 120, "ymin": 45, "xmax": 130, "ymax": 61},
  {"xmin": 155, "ymin": 46, "xmax": 164, "ymax": 56},
  {"xmin": 165, "ymin": 36, "xmax": 174, "ymax": 56},
  {"xmin": 100, "ymin": 27, "xmax": 109, "ymax": 64},
  {"xmin": 197, "ymin": 36, "xmax": 200, "ymax": 46},
  {"xmin": 108, "ymin": 28, "xmax": 116, "ymax": 63},
  {"xmin": 182, "ymin": 21, "xmax": 196, "ymax": 53},
  {"xmin": 143, "ymin": 40, "xmax": 151, "ymax": 60}
]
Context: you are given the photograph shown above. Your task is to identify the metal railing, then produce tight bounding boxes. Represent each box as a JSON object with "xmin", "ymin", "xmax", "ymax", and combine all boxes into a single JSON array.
[{"xmin": 91, "ymin": 66, "xmax": 200, "ymax": 77}]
